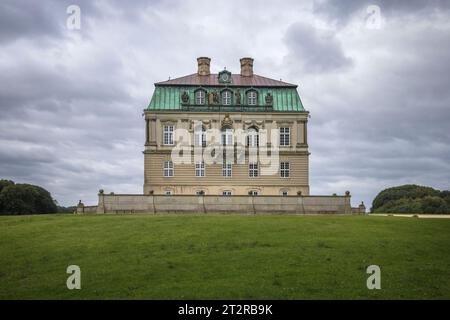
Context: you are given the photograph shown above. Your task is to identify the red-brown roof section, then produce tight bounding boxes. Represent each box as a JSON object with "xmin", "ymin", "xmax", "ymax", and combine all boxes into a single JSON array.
[{"xmin": 156, "ymin": 73, "xmax": 297, "ymax": 87}]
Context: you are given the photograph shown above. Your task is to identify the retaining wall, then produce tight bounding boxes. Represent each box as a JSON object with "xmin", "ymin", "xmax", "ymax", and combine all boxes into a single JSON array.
[{"xmin": 76, "ymin": 193, "xmax": 362, "ymax": 215}]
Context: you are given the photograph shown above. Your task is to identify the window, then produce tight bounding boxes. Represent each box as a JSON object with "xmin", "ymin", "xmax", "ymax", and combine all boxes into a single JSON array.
[
  {"xmin": 280, "ymin": 127, "xmax": 290, "ymax": 146},
  {"xmin": 281, "ymin": 162, "xmax": 290, "ymax": 178},
  {"xmin": 222, "ymin": 90, "xmax": 232, "ymax": 105},
  {"xmin": 163, "ymin": 125, "xmax": 174, "ymax": 145},
  {"xmin": 222, "ymin": 191, "xmax": 232, "ymax": 196},
  {"xmin": 249, "ymin": 162, "xmax": 259, "ymax": 177},
  {"xmin": 194, "ymin": 125, "xmax": 206, "ymax": 147},
  {"xmin": 247, "ymin": 91, "xmax": 257, "ymax": 105},
  {"xmin": 282, "ymin": 191, "xmax": 288, "ymax": 196},
  {"xmin": 222, "ymin": 129, "xmax": 233, "ymax": 146},
  {"xmin": 164, "ymin": 190, "xmax": 172, "ymax": 195},
  {"xmin": 196, "ymin": 190, "xmax": 205, "ymax": 195},
  {"xmin": 247, "ymin": 127, "xmax": 259, "ymax": 147},
  {"xmin": 249, "ymin": 190, "xmax": 258, "ymax": 196},
  {"xmin": 195, "ymin": 161, "xmax": 205, "ymax": 177},
  {"xmin": 222, "ymin": 163, "xmax": 232, "ymax": 177},
  {"xmin": 195, "ymin": 90, "xmax": 205, "ymax": 105},
  {"xmin": 163, "ymin": 160, "xmax": 174, "ymax": 177}
]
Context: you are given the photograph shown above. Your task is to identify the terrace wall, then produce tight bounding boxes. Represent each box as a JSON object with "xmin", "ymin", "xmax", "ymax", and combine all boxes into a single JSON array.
[{"xmin": 76, "ymin": 193, "xmax": 363, "ymax": 215}]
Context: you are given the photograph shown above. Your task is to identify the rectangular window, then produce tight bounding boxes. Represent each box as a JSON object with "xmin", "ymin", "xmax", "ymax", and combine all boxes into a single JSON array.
[
  {"xmin": 222, "ymin": 130, "xmax": 233, "ymax": 146},
  {"xmin": 195, "ymin": 91, "xmax": 205, "ymax": 105},
  {"xmin": 222, "ymin": 91, "xmax": 231, "ymax": 105},
  {"xmin": 282, "ymin": 191, "xmax": 288, "ymax": 196},
  {"xmin": 280, "ymin": 127, "xmax": 290, "ymax": 146},
  {"xmin": 163, "ymin": 125, "xmax": 174, "ymax": 145},
  {"xmin": 249, "ymin": 162, "xmax": 259, "ymax": 177},
  {"xmin": 247, "ymin": 130, "xmax": 259, "ymax": 147},
  {"xmin": 163, "ymin": 160, "xmax": 174, "ymax": 177},
  {"xmin": 222, "ymin": 191, "xmax": 232, "ymax": 196},
  {"xmin": 194, "ymin": 128, "xmax": 206, "ymax": 147},
  {"xmin": 249, "ymin": 190, "xmax": 258, "ymax": 196},
  {"xmin": 281, "ymin": 161, "xmax": 290, "ymax": 178},
  {"xmin": 195, "ymin": 161, "xmax": 205, "ymax": 177},
  {"xmin": 248, "ymin": 91, "xmax": 257, "ymax": 105},
  {"xmin": 222, "ymin": 163, "xmax": 232, "ymax": 177}
]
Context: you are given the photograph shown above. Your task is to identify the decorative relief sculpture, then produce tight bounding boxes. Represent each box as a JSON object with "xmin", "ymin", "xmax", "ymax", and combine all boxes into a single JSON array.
[
  {"xmin": 235, "ymin": 90, "xmax": 241, "ymax": 105},
  {"xmin": 213, "ymin": 91, "xmax": 219, "ymax": 104},
  {"xmin": 221, "ymin": 114, "xmax": 233, "ymax": 128},
  {"xmin": 181, "ymin": 91, "xmax": 189, "ymax": 104},
  {"xmin": 208, "ymin": 91, "xmax": 215, "ymax": 105},
  {"xmin": 265, "ymin": 93, "xmax": 273, "ymax": 105}
]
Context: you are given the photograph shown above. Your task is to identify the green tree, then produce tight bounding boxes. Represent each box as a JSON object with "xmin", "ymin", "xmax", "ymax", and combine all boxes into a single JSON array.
[
  {"xmin": 0, "ymin": 182, "xmax": 57, "ymax": 215},
  {"xmin": 372, "ymin": 184, "xmax": 450, "ymax": 214},
  {"xmin": 0, "ymin": 179, "xmax": 14, "ymax": 193}
]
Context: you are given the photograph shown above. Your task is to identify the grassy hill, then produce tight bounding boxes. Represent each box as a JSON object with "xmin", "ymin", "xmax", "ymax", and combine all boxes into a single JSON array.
[{"xmin": 1, "ymin": 214, "xmax": 449, "ymax": 299}]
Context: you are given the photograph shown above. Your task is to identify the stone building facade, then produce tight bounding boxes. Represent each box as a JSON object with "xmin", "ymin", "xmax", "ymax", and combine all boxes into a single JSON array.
[
  {"xmin": 143, "ymin": 57, "xmax": 310, "ymax": 197},
  {"xmin": 75, "ymin": 57, "xmax": 366, "ymax": 214}
]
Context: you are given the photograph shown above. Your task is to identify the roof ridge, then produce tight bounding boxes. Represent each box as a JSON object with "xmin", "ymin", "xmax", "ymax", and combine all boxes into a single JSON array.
[{"xmin": 155, "ymin": 73, "xmax": 297, "ymax": 87}]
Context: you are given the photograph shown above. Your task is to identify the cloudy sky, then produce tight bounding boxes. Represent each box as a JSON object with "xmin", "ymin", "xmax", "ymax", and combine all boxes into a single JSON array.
[{"xmin": 1, "ymin": 0, "xmax": 449, "ymax": 207}]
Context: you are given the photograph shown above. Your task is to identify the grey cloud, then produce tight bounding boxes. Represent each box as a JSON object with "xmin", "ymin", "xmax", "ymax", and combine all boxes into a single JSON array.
[
  {"xmin": 284, "ymin": 22, "xmax": 353, "ymax": 73},
  {"xmin": 313, "ymin": 0, "xmax": 450, "ymax": 25}
]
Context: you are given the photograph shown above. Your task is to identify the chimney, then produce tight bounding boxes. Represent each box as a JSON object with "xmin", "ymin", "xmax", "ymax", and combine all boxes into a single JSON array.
[
  {"xmin": 197, "ymin": 57, "xmax": 211, "ymax": 76},
  {"xmin": 240, "ymin": 57, "xmax": 254, "ymax": 77}
]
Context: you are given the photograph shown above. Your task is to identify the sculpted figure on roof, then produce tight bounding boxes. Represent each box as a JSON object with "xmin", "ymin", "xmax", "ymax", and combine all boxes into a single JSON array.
[
  {"xmin": 208, "ymin": 91, "xmax": 214, "ymax": 105},
  {"xmin": 213, "ymin": 91, "xmax": 219, "ymax": 104},
  {"xmin": 235, "ymin": 90, "xmax": 241, "ymax": 105}
]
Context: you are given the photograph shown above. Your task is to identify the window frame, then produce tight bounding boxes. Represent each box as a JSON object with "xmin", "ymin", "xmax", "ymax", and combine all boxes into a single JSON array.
[
  {"xmin": 222, "ymin": 162, "xmax": 232, "ymax": 177},
  {"xmin": 280, "ymin": 161, "xmax": 290, "ymax": 178},
  {"xmin": 194, "ymin": 125, "xmax": 207, "ymax": 147},
  {"xmin": 221, "ymin": 90, "xmax": 232, "ymax": 105},
  {"xmin": 195, "ymin": 90, "xmax": 206, "ymax": 105},
  {"xmin": 221, "ymin": 128, "xmax": 233, "ymax": 146},
  {"xmin": 247, "ymin": 127, "xmax": 259, "ymax": 147},
  {"xmin": 222, "ymin": 190, "xmax": 232, "ymax": 196},
  {"xmin": 247, "ymin": 90, "xmax": 257, "ymax": 106},
  {"xmin": 163, "ymin": 125, "xmax": 175, "ymax": 145},
  {"xmin": 195, "ymin": 161, "xmax": 205, "ymax": 177},
  {"xmin": 280, "ymin": 127, "xmax": 290, "ymax": 146},
  {"xmin": 163, "ymin": 160, "xmax": 174, "ymax": 177},
  {"xmin": 248, "ymin": 162, "xmax": 259, "ymax": 177}
]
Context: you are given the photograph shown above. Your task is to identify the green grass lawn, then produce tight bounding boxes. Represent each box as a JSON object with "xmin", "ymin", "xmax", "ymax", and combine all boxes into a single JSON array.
[{"xmin": 1, "ymin": 214, "xmax": 450, "ymax": 299}]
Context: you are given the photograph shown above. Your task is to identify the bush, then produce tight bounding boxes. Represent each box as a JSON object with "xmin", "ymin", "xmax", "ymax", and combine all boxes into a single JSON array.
[
  {"xmin": 0, "ymin": 180, "xmax": 57, "ymax": 215},
  {"xmin": 372, "ymin": 185, "xmax": 450, "ymax": 214}
]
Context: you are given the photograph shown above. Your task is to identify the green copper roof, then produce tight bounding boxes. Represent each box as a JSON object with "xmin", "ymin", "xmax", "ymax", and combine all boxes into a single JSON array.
[{"xmin": 147, "ymin": 76, "xmax": 306, "ymax": 112}]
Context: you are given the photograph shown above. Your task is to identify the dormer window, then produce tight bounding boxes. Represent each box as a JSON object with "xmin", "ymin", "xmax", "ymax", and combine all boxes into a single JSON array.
[
  {"xmin": 222, "ymin": 90, "xmax": 232, "ymax": 105},
  {"xmin": 247, "ymin": 90, "xmax": 257, "ymax": 105},
  {"xmin": 195, "ymin": 90, "xmax": 206, "ymax": 105}
]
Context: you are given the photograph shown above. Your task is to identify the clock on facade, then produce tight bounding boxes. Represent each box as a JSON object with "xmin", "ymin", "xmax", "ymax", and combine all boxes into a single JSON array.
[{"xmin": 218, "ymin": 70, "xmax": 232, "ymax": 84}]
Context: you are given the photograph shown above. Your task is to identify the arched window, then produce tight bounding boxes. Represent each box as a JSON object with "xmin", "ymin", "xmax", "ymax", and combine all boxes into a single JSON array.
[
  {"xmin": 195, "ymin": 90, "xmax": 206, "ymax": 105},
  {"xmin": 247, "ymin": 90, "xmax": 257, "ymax": 105},
  {"xmin": 221, "ymin": 90, "xmax": 232, "ymax": 105},
  {"xmin": 247, "ymin": 126, "xmax": 259, "ymax": 147},
  {"xmin": 194, "ymin": 124, "xmax": 206, "ymax": 147}
]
